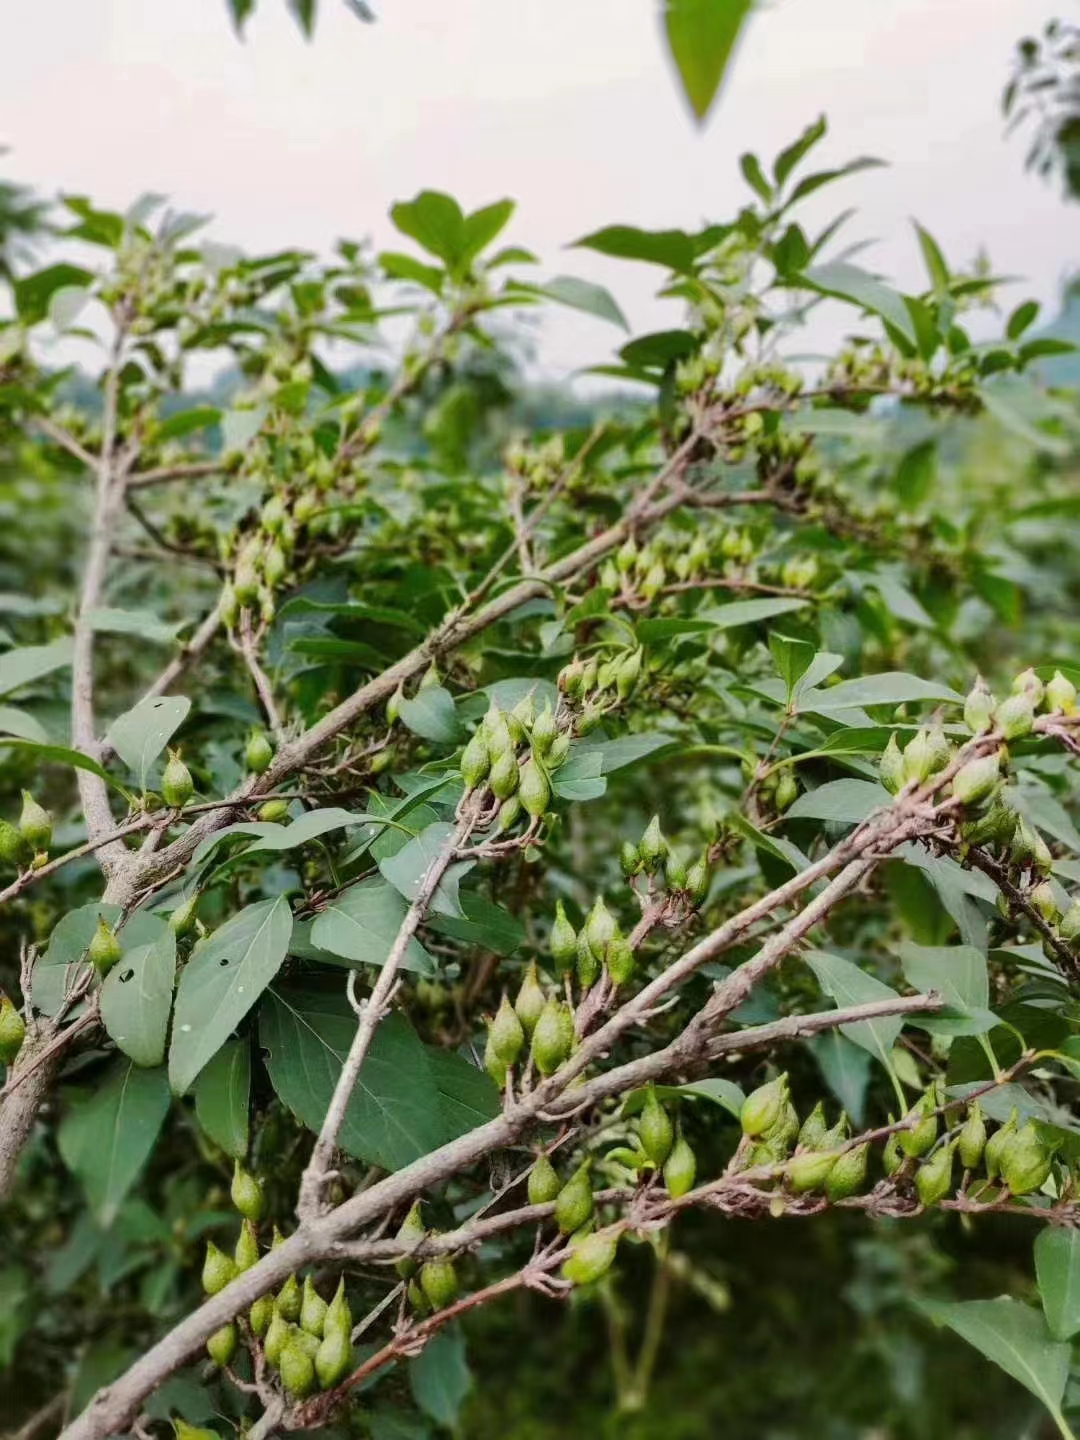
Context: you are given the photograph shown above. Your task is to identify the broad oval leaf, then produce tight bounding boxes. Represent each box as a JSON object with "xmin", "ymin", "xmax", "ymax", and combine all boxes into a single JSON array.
[
  {"xmin": 105, "ymin": 694, "xmax": 191, "ymax": 790},
  {"xmin": 57, "ymin": 1060, "xmax": 171, "ymax": 1227},
  {"xmin": 192, "ymin": 1039, "xmax": 251, "ymax": 1160},
  {"xmin": 919, "ymin": 1296, "xmax": 1070, "ymax": 1422},
  {"xmin": 101, "ymin": 922, "xmax": 177, "ymax": 1068},
  {"xmin": 310, "ymin": 876, "xmax": 436, "ymax": 975}
]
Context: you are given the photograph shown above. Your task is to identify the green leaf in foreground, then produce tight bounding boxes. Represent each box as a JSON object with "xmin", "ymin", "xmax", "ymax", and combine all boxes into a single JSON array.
[{"xmin": 57, "ymin": 1061, "xmax": 171, "ymax": 1226}]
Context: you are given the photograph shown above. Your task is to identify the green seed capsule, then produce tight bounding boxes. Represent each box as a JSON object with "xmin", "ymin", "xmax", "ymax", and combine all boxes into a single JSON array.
[
  {"xmin": 386, "ymin": 685, "xmax": 403, "ymax": 725},
  {"xmin": 460, "ymin": 732, "xmax": 490, "ymax": 791},
  {"xmin": 0, "ymin": 819, "xmax": 29, "ymax": 870},
  {"xmin": 558, "ymin": 658, "xmax": 585, "ymax": 697},
  {"xmin": 202, "ymin": 1241, "xmax": 237, "ymax": 1296},
  {"xmin": 607, "ymin": 935, "xmax": 635, "ymax": 986},
  {"xmin": 531, "ymin": 998, "xmax": 574, "ymax": 1076},
  {"xmin": 289, "ymin": 1325, "xmax": 320, "ymax": 1359},
  {"xmin": 616, "ymin": 650, "xmax": 642, "ymax": 699},
  {"xmin": 300, "ymin": 1276, "xmax": 328, "ymax": 1337},
  {"xmin": 774, "ymin": 771, "xmax": 799, "ymax": 812},
  {"xmin": 825, "ymin": 1143, "xmax": 869, "ymax": 1201},
  {"xmin": 263, "ymin": 1307, "xmax": 290, "ymax": 1367},
  {"xmin": 620, "ymin": 840, "xmax": 642, "ymax": 878},
  {"xmin": 1000, "ymin": 1122, "xmax": 1052, "ymax": 1196},
  {"xmin": 245, "ymin": 730, "xmax": 274, "ymax": 775},
  {"xmin": 496, "ymin": 795, "xmax": 522, "ymax": 832},
  {"xmin": 257, "ymin": 799, "xmax": 290, "ymax": 823},
  {"xmin": 1012, "ymin": 667, "xmax": 1045, "ymax": 704},
  {"xmin": 88, "ymin": 917, "xmax": 122, "ymax": 976},
  {"xmin": 483, "ymin": 1027, "xmax": 507, "ymax": 1089},
  {"xmin": 419, "ymin": 1257, "xmax": 459, "ymax": 1310},
  {"xmin": 584, "ymin": 896, "xmax": 617, "ymax": 962},
  {"xmin": 902, "ymin": 729, "xmax": 935, "ymax": 786},
  {"xmin": 280, "ymin": 1339, "xmax": 316, "ymax": 1398},
  {"xmin": 957, "ymin": 1102, "xmax": 987, "ymax": 1170},
  {"xmin": 764, "ymin": 1099, "xmax": 799, "ymax": 1154},
  {"xmin": 18, "ymin": 791, "xmax": 51, "ymax": 853},
  {"xmin": 639, "ymin": 815, "xmax": 665, "ymax": 871},
  {"xmin": 879, "ymin": 734, "xmax": 905, "ymax": 795},
  {"xmin": 235, "ymin": 1219, "xmax": 259, "ymax": 1272},
  {"xmin": 576, "ymin": 928, "xmax": 601, "ymax": 990},
  {"xmin": 915, "ymin": 1142, "xmax": 955, "ymax": 1207},
  {"xmin": 561, "ymin": 1229, "xmax": 619, "ymax": 1286},
  {"xmin": 315, "ymin": 1324, "xmax": 351, "ymax": 1390},
  {"xmin": 0, "ymin": 995, "xmax": 26, "ymax": 1067},
  {"xmin": 161, "ymin": 749, "xmax": 194, "ymax": 808},
  {"xmin": 882, "ymin": 1131, "xmax": 904, "ymax": 1177},
  {"xmin": 249, "ymin": 1293, "xmax": 274, "ymax": 1337},
  {"xmin": 664, "ymin": 849, "xmax": 688, "ymax": 892},
  {"xmin": 394, "ymin": 1201, "xmax": 425, "ymax": 1279},
  {"xmin": 528, "ymin": 1152, "xmax": 561, "ymax": 1206},
  {"xmin": 952, "ymin": 752, "xmax": 1001, "ymax": 807},
  {"xmin": 531, "ymin": 704, "xmax": 558, "ymax": 754},
  {"xmin": 995, "ymin": 692, "xmax": 1036, "ymax": 741},
  {"xmin": 277, "ymin": 1272, "xmax": 302, "ymax": 1322},
  {"xmin": 985, "ymin": 1109, "xmax": 1019, "ymax": 1181},
  {"xmin": 663, "ymin": 1135, "xmax": 697, "ymax": 1198},
  {"xmin": 786, "ymin": 1148, "xmax": 837, "ymax": 1194},
  {"xmin": 514, "ymin": 962, "xmax": 547, "ymax": 1037},
  {"xmin": 219, "ymin": 581, "xmax": 240, "ymax": 630},
  {"xmin": 490, "ymin": 993, "xmax": 525, "ymax": 1068},
  {"xmin": 899, "ymin": 1093, "xmax": 938, "ymax": 1158},
  {"xmin": 263, "ymin": 541, "xmax": 287, "ymax": 587},
  {"xmin": 169, "ymin": 894, "xmax": 199, "ymax": 938},
  {"xmin": 519, "ymin": 757, "xmax": 551, "ymax": 817},
  {"xmin": 206, "ymin": 1322, "xmax": 237, "ymax": 1368},
  {"xmin": 549, "ymin": 901, "xmax": 578, "ymax": 973},
  {"xmin": 638, "ymin": 1088, "xmax": 674, "ymax": 1166},
  {"xmin": 234, "ymin": 558, "xmax": 260, "ymax": 606},
  {"xmin": 798, "ymin": 1101, "xmax": 829, "ymax": 1151},
  {"xmin": 741, "ymin": 1075, "xmax": 787, "ymax": 1139},
  {"xmin": 964, "ymin": 676, "xmax": 996, "ymax": 734},
  {"xmin": 1059, "ymin": 901, "xmax": 1080, "ymax": 943},
  {"xmin": 1030, "ymin": 880, "xmax": 1060, "ymax": 924},
  {"xmin": 1046, "ymin": 670, "xmax": 1077, "ymax": 715},
  {"xmin": 548, "ymin": 733, "xmax": 571, "ymax": 767},
  {"xmin": 555, "ymin": 1161, "xmax": 594, "ymax": 1235},
  {"xmin": 261, "ymin": 494, "xmax": 286, "ymax": 534},
  {"xmin": 489, "ymin": 748, "xmax": 520, "ymax": 800},
  {"xmin": 231, "ymin": 1161, "xmax": 264, "ymax": 1222}
]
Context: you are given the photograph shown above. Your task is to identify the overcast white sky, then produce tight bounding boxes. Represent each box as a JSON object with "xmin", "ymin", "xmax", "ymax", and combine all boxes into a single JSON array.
[{"xmin": 1, "ymin": 0, "xmax": 1075, "ymax": 375}]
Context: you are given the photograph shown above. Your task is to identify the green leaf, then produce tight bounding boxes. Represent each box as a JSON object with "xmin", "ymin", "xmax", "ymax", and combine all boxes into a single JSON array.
[
  {"xmin": 620, "ymin": 330, "xmax": 699, "ymax": 370},
  {"xmin": 773, "ymin": 116, "xmax": 828, "ymax": 188},
  {"xmin": 259, "ymin": 984, "xmax": 451, "ymax": 1169},
  {"xmin": 798, "ymin": 672, "xmax": 962, "ymax": 712},
  {"xmin": 105, "ymin": 695, "xmax": 191, "ymax": 790},
  {"xmin": 390, "ymin": 191, "xmax": 466, "ymax": 269},
  {"xmin": 801, "ymin": 261, "xmax": 916, "ymax": 346},
  {"xmin": 57, "ymin": 1061, "xmax": 171, "ymax": 1226},
  {"xmin": 33, "ymin": 905, "xmax": 162, "ymax": 1017},
  {"xmin": 0, "ymin": 638, "xmax": 73, "ymax": 697},
  {"xmin": 192, "ymin": 1039, "xmax": 251, "ymax": 1160},
  {"xmin": 979, "ymin": 376, "xmax": 1071, "ymax": 456},
  {"xmin": 739, "ymin": 153, "xmax": 772, "ymax": 203},
  {"xmin": 1036, "ymin": 1228, "xmax": 1080, "ymax": 1341},
  {"xmin": 287, "ymin": 0, "xmax": 317, "ymax": 38},
  {"xmin": 0, "ymin": 706, "xmax": 48, "ymax": 742},
  {"xmin": 918, "ymin": 1297, "xmax": 1070, "ymax": 1422},
  {"xmin": 227, "ymin": 0, "xmax": 257, "ymax": 33},
  {"xmin": 0, "ymin": 738, "xmax": 125, "ymax": 793},
  {"xmin": 427, "ymin": 891, "xmax": 525, "ymax": 957},
  {"xmin": 242, "ymin": 807, "xmax": 375, "ymax": 854},
  {"xmin": 409, "ymin": 1327, "xmax": 471, "ymax": 1428},
  {"xmin": 674, "ymin": 1076, "xmax": 746, "ymax": 1118},
  {"xmin": 637, "ymin": 596, "xmax": 806, "ymax": 642},
  {"xmin": 809, "ymin": 1030, "xmax": 871, "ymax": 1126},
  {"xmin": 913, "ymin": 222, "xmax": 949, "ymax": 297},
  {"xmin": 426, "ymin": 1047, "xmax": 500, "ymax": 1137},
  {"xmin": 896, "ymin": 941, "xmax": 995, "ymax": 1037},
  {"xmin": 89, "ymin": 608, "xmax": 180, "ymax": 646},
  {"xmin": 571, "ymin": 225, "xmax": 700, "ymax": 272},
  {"xmin": 805, "ymin": 950, "xmax": 905, "ymax": 1076},
  {"xmin": 101, "ymin": 922, "xmax": 177, "ymax": 1068},
  {"xmin": 379, "ymin": 822, "xmax": 475, "ymax": 919},
  {"xmin": 156, "ymin": 406, "xmax": 222, "ymax": 441},
  {"xmin": 664, "ymin": 0, "xmax": 753, "ymax": 122},
  {"xmin": 310, "ymin": 877, "xmax": 435, "ymax": 975},
  {"xmin": 769, "ymin": 632, "xmax": 816, "ymax": 700},
  {"xmin": 528, "ymin": 276, "xmax": 629, "ymax": 331},
  {"xmin": 894, "ymin": 440, "xmax": 937, "ymax": 510},
  {"xmin": 461, "ymin": 199, "xmax": 515, "ymax": 266},
  {"xmin": 169, "ymin": 897, "xmax": 293, "ymax": 1094},
  {"xmin": 786, "ymin": 779, "xmax": 890, "ymax": 824},
  {"xmin": 14, "ymin": 264, "xmax": 94, "ymax": 324},
  {"xmin": 380, "ymin": 251, "xmax": 444, "ymax": 294},
  {"xmin": 397, "ymin": 686, "xmax": 463, "ymax": 744}
]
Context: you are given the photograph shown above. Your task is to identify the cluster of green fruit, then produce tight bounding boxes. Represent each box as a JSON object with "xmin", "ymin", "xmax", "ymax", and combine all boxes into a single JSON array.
[
  {"xmin": 482, "ymin": 960, "xmax": 573, "ymax": 1087},
  {"xmin": 220, "ymin": 477, "xmax": 335, "ymax": 631},
  {"xmin": 392, "ymin": 1201, "xmax": 463, "ymax": 1313},
  {"xmin": 617, "ymin": 813, "xmax": 710, "ymax": 904},
  {"xmin": 456, "ymin": 697, "xmax": 566, "ymax": 827},
  {"xmin": 608, "ymin": 1087, "xmax": 699, "ymax": 1201},
  {"xmin": 0, "ymin": 789, "xmax": 53, "ymax": 872},
  {"xmin": 202, "ymin": 1163, "xmax": 353, "ymax": 1399},
  {"xmin": 736, "ymin": 1075, "xmax": 1056, "ymax": 1206},
  {"xmin": 503, "ymin": 432, "xmax": 567, "ymax": 490},
  {"xmin": 556, "ymin": 645, "xmax": 642, "ymax": 734}
]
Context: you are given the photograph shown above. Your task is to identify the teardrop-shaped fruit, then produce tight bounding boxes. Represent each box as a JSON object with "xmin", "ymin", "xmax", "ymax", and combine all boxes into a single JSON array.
[
  {"xmin": 300, "ymin": 1276, "xmax": 328, "ymax": 1337},
  {"xmin": 1046, "ymin": 670, "xmax": 1078, "ymax": 715},
  {"xmin": 315, "ymin": 1324, "xmax": 351, "ymax": 1390},
  {"xmin": 249, "ymin": 1293, "xmax": 274, "ymax": 1337},
  {"xmin": 277, "ymin": 1272, "xmax": 302, "ymax": 1322},
  {"xmin": 514, "ymin": 962, "xmax": 547, "ymax": 1037},
  {"xmin": 952, "ymin": 752, "xmax": 1001, "ymax": 807},
  {"xmin": 263, "ymin": 1307, "xmax": 289, "ymax": 1367},
  {"xmin": 88, "ymin": 917, "xmax": 122, "ymax": 976},
  {"xmin": 996, "ymin": 692, "xmax": 1036, "ymax": 741},
  {"xmin": 257, "ymin": 798, "xmax": 289, "ymax": 823},
  {"xmin": 234, "ymin": 1219, "xmax": 259, "ymax": 1272},
  {"xmin": 531, "ymin": 998, "xmax": 573, "ymax": 1076},
  {"xmin": 1000, "ymin": 1122, "xmax": 1052, "ymax": 1196},
  {"xmin": 419, "ymin": 1256, "xmax": 459, "ymax": 1310},
  {"xmin": 663, "ymin": 1135, "xmax": 697, "ymax": 1198},
  {"xmin": 0, "ymin": 995, "xmax": 26, "ymax": 1067},
  {"xmin": 394, "ymin": 1201, "xmax": 426, "ymax": 1279},
  {"xmin": 882, "ymin": 1131, "xmax": 903, "ymax": 1177},
  {"xmin": 206, "ymin": 1322, "xmax": 237, "ymax": 1368},
  {"xmin": 638, "ymin": 1088, "xmax": 674, "ymax": 1166},
  {"xmin": 489, "ymin": 748, "xmax": 520, "ymax": 800},
  {"xmin": 202, "ymin": 1240, "xmax": 237, "ymax": 1296},
  {"xmin": 483, "ymin": 1026, "xmax": 508, "ymax": 1089},
  {"xmin": 490, "ymin": 993, "xmax": 525, "ymax": 1068},
  {"xmin": 984, "ymin": 1109, "xmax": 1018, "ymax": 1180},
  {"xmin": 620, "ymin": 840, "xmax": 641, "ymax": 878},
  {"xmin": 964, "ymin": 676, "xmax": 996, "ymax": 734},
  {"xmin": 1060, "ymin": 900, "xmax": 1080, "ymax": 943},
  {"xmin": 576, "ymin": 928, "xmax": 600, "ymax": 990},
  {"xmin": 786, "ymin": 1148, "xmax": 837, "ymax": 1194},
  {"xmin": 797, "ymin": 1101, "xmax": 829, "ymax": 1151},
  {"xmin": 18, "ymin": 791, "xmax": 51, "ymax": 853},
  {"xmin": 496, "ymin": 795, "xmax": 522, "ymax": 832},
  {"xmin": 901, "ymin": 729, "xmax": 935, "ymax": 786},
  {"xmin": 289, "ymin": 1326, "xmax": 320, "ymax": 1359},
  {"xmin": 898, "ymin": 1093, "xmax": 938, "ymax": 1158},
  {"xmin": 555, "ymin": 1161, "xmax": 594, "ymax": 1235},
  {"xmin": 169, "ymin": 894, "xmax": 199, "ymax": 938},
  {"xmin": 460, "ymin": 731, "xmax": 490, "ymax": 791},
  {"xmin": 957, "ymin": 1102, "xmax": 987, "ymax": 1171},
  {"xmin": 879, "ymin": 734, "xmax": 904, "ymax": 794},
  {"xmin": 528, "ymin": 1152, "xmax": 561, "ymax": 1206},
  {"xmin": 607, "ymin": 935, "xmax": 634, "ymax": 985},
  {"xmin": 549, "ymin": 901, "xmax": 577, "ymax": 973},
  {"xmin": 519, "ymin": 757, "xmax": 551, "ymax": 817},
  {"xmin": 639, "ymin": 815, "xmax": 665, "ymax": 871},
  {"xmin": 280, "ymin": 1339, "xmax": 316, "ymax": 1398},
  {"xmin": 261, "ymin": 493, "xmax": 286, "ymax": 534},
  {"xmin": 562, "ymin": 1228, "xmax": 619, "ymax": 1286},
  {"xmin": 162, "ymin": 749, "xmax": 194, "ymax": 808},
  {"xmin": 531, "ymin": 704, "xmax": 558, "ymax": 754},
  {"xmin": 245, "ymin": 730, "xmax": 274, "ymax": 775},
  {"xmin": 764, "ymin": 1099, "xmax": 800, "ymax": 1152},
  {"xmin": 915, "ymin": 1142, "xmax": 955, "ymax": 1207},
  {"xmin": 825, "ymin": 1142, "xmax": 869, "ymax": 1201},
  {"xmin": 741, "ymin": 1075, "xmax": 787, "ymax": 1139},
  {"xmin": 0, "ymin": 819, "xmax": 29, "ymax": 869},
  {"xmin": 231, "ymin": 1161, "xmax": 264, "ymax": 1222},
  {"xmin": 263, "ymin": 541, "xmax": 287, "ymax": 588}
]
